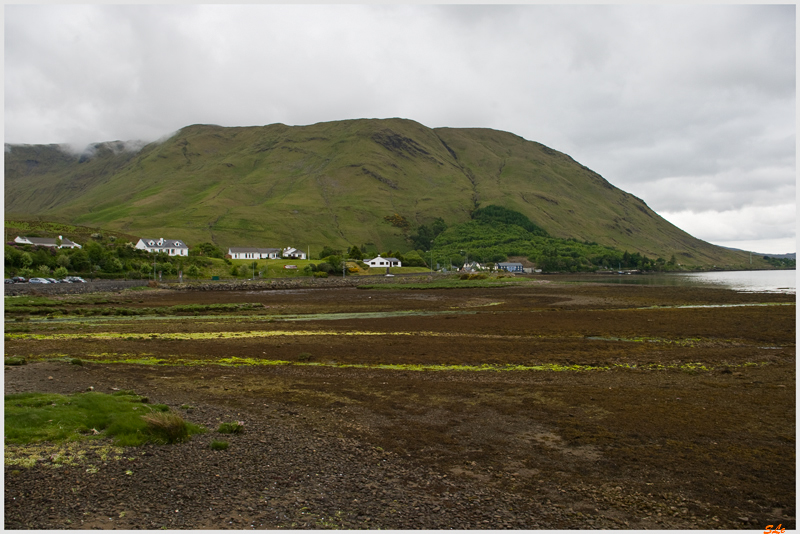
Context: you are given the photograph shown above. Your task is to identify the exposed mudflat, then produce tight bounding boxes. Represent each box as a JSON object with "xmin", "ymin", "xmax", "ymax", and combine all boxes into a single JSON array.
[{"xmin": 4, "ymin": 278, "xmax": 795, "ymax": 529}]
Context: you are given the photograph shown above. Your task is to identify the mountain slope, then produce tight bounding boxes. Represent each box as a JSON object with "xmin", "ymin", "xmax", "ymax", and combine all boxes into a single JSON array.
[{"xmin": 5, "ymin": 118, "xmax": 750, "ymax": 266}]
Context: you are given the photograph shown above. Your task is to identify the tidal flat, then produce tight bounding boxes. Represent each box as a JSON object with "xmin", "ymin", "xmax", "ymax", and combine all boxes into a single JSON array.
[{"xmin": 4, "ymin": 277, "xmax": 795, "ymax": 529}]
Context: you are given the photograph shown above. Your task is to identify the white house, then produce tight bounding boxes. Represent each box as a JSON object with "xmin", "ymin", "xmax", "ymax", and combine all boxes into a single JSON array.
[
  {"xmin": 135, "ymin": 238, "xmax": 189, "ymax": 257},
  {"xmin": 282, "ymin": 247, "xmax": 307, "ymax": 260},
  {"xmin": 496, "ymin": 262, "xmax": 524, "ymax": 273},
  {"xmin": 461, "ymin": 261, "xmax": 484, "ymax": 272},
  {"xmin": 365, "ymin": 255, "xmax": 402, "ymax": 268},
  {"xmin": 14, "ymin": 236, "xmax": 82, "ymax": 249},
  {"xmin": 227, "ymin": 247, "xmax": 281, "ymax": 260}
]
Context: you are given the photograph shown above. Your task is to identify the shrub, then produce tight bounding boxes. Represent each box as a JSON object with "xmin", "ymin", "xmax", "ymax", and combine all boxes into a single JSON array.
[
  {"xmin": 316, "ymin": 262, "xmax": 335, "ymax": 274},
  {"xmin": 217, "ymin": 421, "xmax": 244, "ymax": 434},
  {"xmin": 5, "ymin": 357, "xmax": 27, "ymax": 366},
  {"xmin": 210, "ymin": 440, "xmax": 229, "ymax": 451}
]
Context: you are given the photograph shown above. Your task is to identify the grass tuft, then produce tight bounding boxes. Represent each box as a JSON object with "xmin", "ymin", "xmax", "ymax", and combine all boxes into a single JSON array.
[
  {"xmin": 140, "ymin": 411, "xmax": 192, "ymax": 444},
  {"xmin": 216, "ymin": 421, "xmax": 244, "ymax": 434},
  {"xmin": 210, "ymin": 440, "xmax": 229, "ymax": 450}
]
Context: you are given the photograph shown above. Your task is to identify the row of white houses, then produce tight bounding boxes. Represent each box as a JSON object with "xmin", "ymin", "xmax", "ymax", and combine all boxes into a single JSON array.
[
  {"xmin": 17, "ymin": 234, "xmax": 402, "ymax": 267},
  {"xmin": 228, "ymin": 247, "xmax": 403, "ymax": 268},
  {"xmin": 133, "ymin": 239, "xmax": 307, "ymax": 260}
]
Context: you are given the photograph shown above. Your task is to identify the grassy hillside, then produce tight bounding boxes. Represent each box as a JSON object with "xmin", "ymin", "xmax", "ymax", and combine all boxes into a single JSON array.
[{"xmin": 4, "ymin": 118, "xmax": 755, "ymax": 267}]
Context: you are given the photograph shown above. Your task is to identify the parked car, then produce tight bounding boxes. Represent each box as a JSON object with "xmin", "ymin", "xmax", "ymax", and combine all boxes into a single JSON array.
[
  {"xmin": 46, "ymin": 278, "xmax": 60, "ymax": 284},
  {"xmin": 58, "ymin": 278, "xmax": 73, "ymax": 283},
  {"xmin": 66, "ymin": 276, "xmax": 86, "ymax": 283},
  {"xmin": 4, "ymin": 279, "xmax": 14, "ymax": 284},
  {"xmin": 28, "ymin": 277, "xmax": 51, "ymax": 283},
  {"xmin": 11, "ymin": 276, "xmax": 27, "ymax": 283}
]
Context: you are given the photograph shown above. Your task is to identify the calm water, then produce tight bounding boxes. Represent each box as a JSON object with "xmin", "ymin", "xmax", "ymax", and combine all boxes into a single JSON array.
[{"xmin": 558, "ymin": 270, "xmax": 796, "ymax": 294}]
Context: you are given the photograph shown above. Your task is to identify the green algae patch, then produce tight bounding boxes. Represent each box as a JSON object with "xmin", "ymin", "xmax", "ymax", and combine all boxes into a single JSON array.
[
  {"xmin": 217, "ymin": 357, "xmax": 292, "ymax": 367},
  {"xmin": 16, "ymin": 352, "xmax": 774, "ymax": 375}
]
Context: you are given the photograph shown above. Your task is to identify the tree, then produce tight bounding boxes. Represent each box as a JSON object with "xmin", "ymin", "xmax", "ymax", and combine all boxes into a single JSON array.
[
  {"xmin": 431, "ymin": 217, "xmax": 447, "ymax": 237},
  {"xmin": 348, "ymin": 246, "xmax": 363, "ymax": 260},
  {"xmin": 20, "ymin": 252, "xmax": 33, "ymax": 269},
  {"xmin": 85, "ymin": 241, "xmax": 105, "ymax": 265},
  {"xmin": 69, "ymin": 250, "xmax": 90, "ymax": 272},
  {"xmin": 54, "ymin": 266, "xmax": 69, "ymax": 279},
  {"xmin": 104, "ymin": 257, "xmax": 124, "ymax": 272},
  {"xmin": 318, "ymin": 246, "xmax": 340, "ymax": 259},
  {"xmin": 5, "ymin": 246, "xmax": 21, "ymax": 268},
  {"xmin": 187, "ymin": 265, "xmax": 201, "ymax": 278},
  {"xmin": 191, "ymin": 242, "xmax": 224, "ymax": 258},
  {"xmin": 402, "ymin": 250, "xmax": 426, "ymax": 267}
]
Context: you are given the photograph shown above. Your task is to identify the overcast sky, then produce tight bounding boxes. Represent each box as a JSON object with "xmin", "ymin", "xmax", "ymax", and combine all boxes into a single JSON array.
[{"xmin": 4, "ymin": 4, "xmax": 796, "ymax": 254}]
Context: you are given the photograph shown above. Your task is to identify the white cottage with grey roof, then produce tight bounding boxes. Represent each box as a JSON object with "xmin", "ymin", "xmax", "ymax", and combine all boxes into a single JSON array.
[
  {"xmin": 135, "ymin": 238, "xmax": 189, "ymax": 257},
  {"xmin": 364, "ymin": 255, "xmax": 402, "ymax": 268},
  {"xmin": 14, "ymin": 236, "xmax": 82, "ymax": 249},
  {"xmin": 227, "ymin": 247, "xmax": 281, "ymax": 260}
]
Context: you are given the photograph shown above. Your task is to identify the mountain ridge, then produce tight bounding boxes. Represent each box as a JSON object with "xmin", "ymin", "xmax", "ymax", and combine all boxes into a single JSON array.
[{"xmin": 4, "ymin": 118, "xmax": 752, "ymax": 266}]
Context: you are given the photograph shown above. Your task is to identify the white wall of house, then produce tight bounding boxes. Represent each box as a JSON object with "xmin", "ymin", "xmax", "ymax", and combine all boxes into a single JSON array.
[
  {"xmin": 228, "ymin": 248, "xmax": 281, "ymax": 260},
  {"xmin": 282, "ymin": 247, "xmax": 307, "ymax": 260},
  {"xmin": 365, "ymin": 255, "xmax": 402, "ymax": 268}
]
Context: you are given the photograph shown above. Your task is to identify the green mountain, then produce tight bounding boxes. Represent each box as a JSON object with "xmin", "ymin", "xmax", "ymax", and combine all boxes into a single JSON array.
[{"xmin": 4, "ymin": 118, "xmax": 751, "ymax": 266}]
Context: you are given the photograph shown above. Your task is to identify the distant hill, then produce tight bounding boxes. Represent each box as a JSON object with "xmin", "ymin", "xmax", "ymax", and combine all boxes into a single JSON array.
[
  {"xmin": 721, "ymin": 247, "xmax": 795, "ymax": 260},
  {"xmin": 4, "ymin": 118, "xmax": 758, "ymax": 267}
]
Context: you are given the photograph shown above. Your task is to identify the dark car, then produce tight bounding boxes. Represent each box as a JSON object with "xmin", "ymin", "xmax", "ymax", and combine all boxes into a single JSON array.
[
  {"xmin": 11, "ymin": 276, "xmax": 27, "ymax": 283},
  {"xmin": 4, "ymin": 279, "xmax": 14, "ymax": 284}
]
